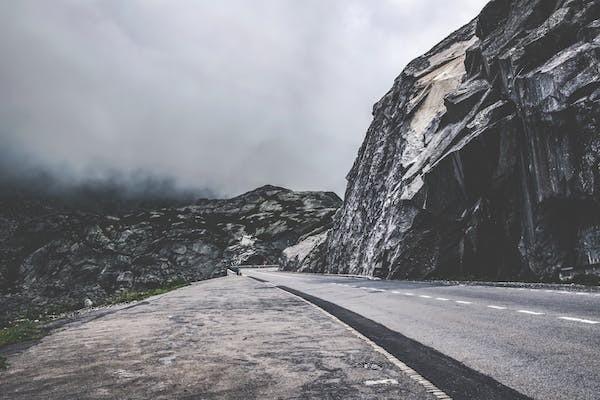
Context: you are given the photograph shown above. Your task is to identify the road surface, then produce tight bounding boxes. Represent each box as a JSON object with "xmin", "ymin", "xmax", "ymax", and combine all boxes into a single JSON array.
[
  {"xmin": 0, "ymin": 277, "xmax": 438, "ymax": 400},
  {"xmin": 242, "ymin": 269, "xmax": 600, "ymax": 400}
]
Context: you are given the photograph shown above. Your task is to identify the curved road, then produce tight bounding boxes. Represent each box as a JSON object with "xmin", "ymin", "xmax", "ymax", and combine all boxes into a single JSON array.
[{"xmin": 242, "ymin": 269, "xmax": 600, "ymax": 400}]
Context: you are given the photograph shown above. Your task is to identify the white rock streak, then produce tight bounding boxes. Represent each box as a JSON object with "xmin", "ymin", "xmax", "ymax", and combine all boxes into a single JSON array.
[{"xmin": 282, "ymin": 231, "xmax": 328, "ymax": 262}]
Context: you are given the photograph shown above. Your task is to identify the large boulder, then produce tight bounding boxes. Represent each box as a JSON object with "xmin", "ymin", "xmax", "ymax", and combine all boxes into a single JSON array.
[{"xmin": 280, "ymin": 230, "xmax": 330, "ymax": 273}]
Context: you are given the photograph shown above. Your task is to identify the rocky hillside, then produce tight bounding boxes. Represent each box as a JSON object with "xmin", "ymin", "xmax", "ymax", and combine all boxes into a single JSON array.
[
  {"xmin": 312, "ymin": 0, "xmax": 599, "ymax": 282},
  {"xmin": 0, "ymin": 185, "xmax": 340, "ymax": 325}
]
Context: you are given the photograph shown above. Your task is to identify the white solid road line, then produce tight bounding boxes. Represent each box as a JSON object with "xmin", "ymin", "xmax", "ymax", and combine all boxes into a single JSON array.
[
  {"xmin": 517, "ymin": 310, "xmax": 545, "ymax": 315},
  {"xmin": 364, "ymin": 378, "xmax": 399, "ymax": 386},
  {"xmin": 455, "ymin": 300, "xmax": 472, "ymax": 305},
  {"xmin": 487, "ymin": 305, "xmax": 507, "ymax": 310},
  {"xmin": 489, "ymin": 286, "xmax": 600, "ymax": 297},
  {"xmin": 558, "ymin": 317, "xmax": 600, "ymax": 325},
  {"xmin": 254, "ymin": 272, "xmax": 600, "ymax": 298}
]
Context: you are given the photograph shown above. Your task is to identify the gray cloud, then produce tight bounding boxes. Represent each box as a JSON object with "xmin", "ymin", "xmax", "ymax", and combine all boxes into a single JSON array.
[{"xmin": 0, "ymin": 0, "xmax": 487, "ymax": 197}]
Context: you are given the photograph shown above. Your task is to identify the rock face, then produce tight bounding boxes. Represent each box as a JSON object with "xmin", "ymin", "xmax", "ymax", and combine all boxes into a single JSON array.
[
  {"xmin": 0, "ymin": 185, "xmax": 340, "ymax": 324},
  {"xmin": 323, "ymin": 0, "xmax": 600, "ymax": 282},
  {"xmin": 280, "ymin": 231, "xmax": 330, "ymax": 273}
]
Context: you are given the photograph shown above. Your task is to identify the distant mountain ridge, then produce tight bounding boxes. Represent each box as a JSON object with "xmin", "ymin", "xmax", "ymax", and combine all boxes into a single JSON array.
[{"xmin": 0, "ymin": 184, "xmax": 341, "ymax": 325}]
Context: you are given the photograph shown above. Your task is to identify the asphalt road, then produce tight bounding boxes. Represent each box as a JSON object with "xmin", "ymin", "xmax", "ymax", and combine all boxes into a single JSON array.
[
  {"xmin": 242, "ymin": 269, "xmax": 600, "ymax": 400},
  {"xmin": 1, "ymin": 277, "xmax": 437, "ymax": 400}
]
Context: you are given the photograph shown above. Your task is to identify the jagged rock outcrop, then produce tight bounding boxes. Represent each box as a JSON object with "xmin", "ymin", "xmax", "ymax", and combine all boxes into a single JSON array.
[
  {"xmin": 280, "ymin": 230, "xmax": 330, "ymax": 273},
  {"xmin": 0, "ymin": 185, "xmax": 340, "ymax": 324},
  {"xmin": 323, "ymin": 0, "xmax": 600, "ymax": 281}
]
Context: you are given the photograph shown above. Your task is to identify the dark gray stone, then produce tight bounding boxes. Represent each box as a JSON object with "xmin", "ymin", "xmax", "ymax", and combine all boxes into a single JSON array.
[
  {"xmin": 323, "ymin": 0, "xmax": 600, "ymax": 282},
  {"xmin": 0, "ymin": 185, "xmax": 341, "ymax": 324}
]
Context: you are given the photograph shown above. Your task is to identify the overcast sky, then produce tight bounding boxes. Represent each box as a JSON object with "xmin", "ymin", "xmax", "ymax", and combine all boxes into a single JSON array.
[{"xmin": 0, "ymin": 0, "xmax": 487, "ymax": 197}]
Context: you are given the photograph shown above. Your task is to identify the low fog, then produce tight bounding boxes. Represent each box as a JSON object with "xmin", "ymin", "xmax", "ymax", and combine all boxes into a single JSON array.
[{"xmin": 0, "ymin": 0, "xmax": 487, "ymax": 198}]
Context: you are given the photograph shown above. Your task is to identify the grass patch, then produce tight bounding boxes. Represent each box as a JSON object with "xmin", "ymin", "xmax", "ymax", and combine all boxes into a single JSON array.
[
  {"xmin": 108, "ymin": 279, "xmax": 188, "ymax": 305},
  {"xmin": 0, "ymin": 320, "xmax": 43, "ymax": 348},
  {"xmin": 0, "ymin": 320, "xmax": 44, "ymax": 372}
]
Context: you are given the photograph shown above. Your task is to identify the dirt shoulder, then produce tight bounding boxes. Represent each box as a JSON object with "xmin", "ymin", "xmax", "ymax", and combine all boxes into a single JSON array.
[{"xmin": 0, "ymin": 276, "xmax": 435, "ymax": 399}]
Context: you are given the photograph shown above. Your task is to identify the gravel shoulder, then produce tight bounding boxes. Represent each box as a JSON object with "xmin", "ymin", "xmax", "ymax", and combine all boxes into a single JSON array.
[{"xmin": 0, "ymin": 276, "xmax": 435, "ymax": 400}]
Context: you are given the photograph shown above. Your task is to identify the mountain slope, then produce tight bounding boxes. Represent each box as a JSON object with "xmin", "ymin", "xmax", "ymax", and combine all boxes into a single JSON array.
[{"xmin": 0, "ymin": 185, "xmax": 341, "ymax": 325}]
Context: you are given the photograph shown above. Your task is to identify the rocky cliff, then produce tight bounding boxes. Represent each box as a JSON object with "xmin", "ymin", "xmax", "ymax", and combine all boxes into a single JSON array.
[
  {"xmin": 0, "ymin": 185, "xmax": 340, "ymax": 324},
  {"xmin": 321, "ymin": 0, "xmax": 600, "ymax": 282}
]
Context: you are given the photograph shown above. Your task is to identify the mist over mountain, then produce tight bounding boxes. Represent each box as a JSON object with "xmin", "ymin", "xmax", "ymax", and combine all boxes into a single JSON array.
[
  {"xmin": 0, "ymin": 0, "xmax": 487, "ymax": 197},
  {"xmin": 0, "ymin": 158, "xmax": 214, "ymax": 213}
]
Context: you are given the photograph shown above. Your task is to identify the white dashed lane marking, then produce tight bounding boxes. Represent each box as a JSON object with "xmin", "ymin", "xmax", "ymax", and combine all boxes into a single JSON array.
[
  {"xmin": 334, "ymin": 280, "xmax": 599, "ymax": 327},
  {"xmin": 558, "ymin": 317, "xmax": 600, "ymax": 325},
  {"xmin": 517, "ymin": 310, "xmax": 545, "ymax": 315}
]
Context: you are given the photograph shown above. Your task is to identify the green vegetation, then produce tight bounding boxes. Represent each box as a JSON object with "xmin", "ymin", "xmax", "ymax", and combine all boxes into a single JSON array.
[
  {"xmin": 1, "ymin": 316, "xmax": 49, "ymax": 371},
  {"xmin": 108, "ymin": 279, "xmax": 188, "ymax": 305},
  {"xmin": 0, "ymin": 320, "xmax": 43, "ymax": 348}
]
